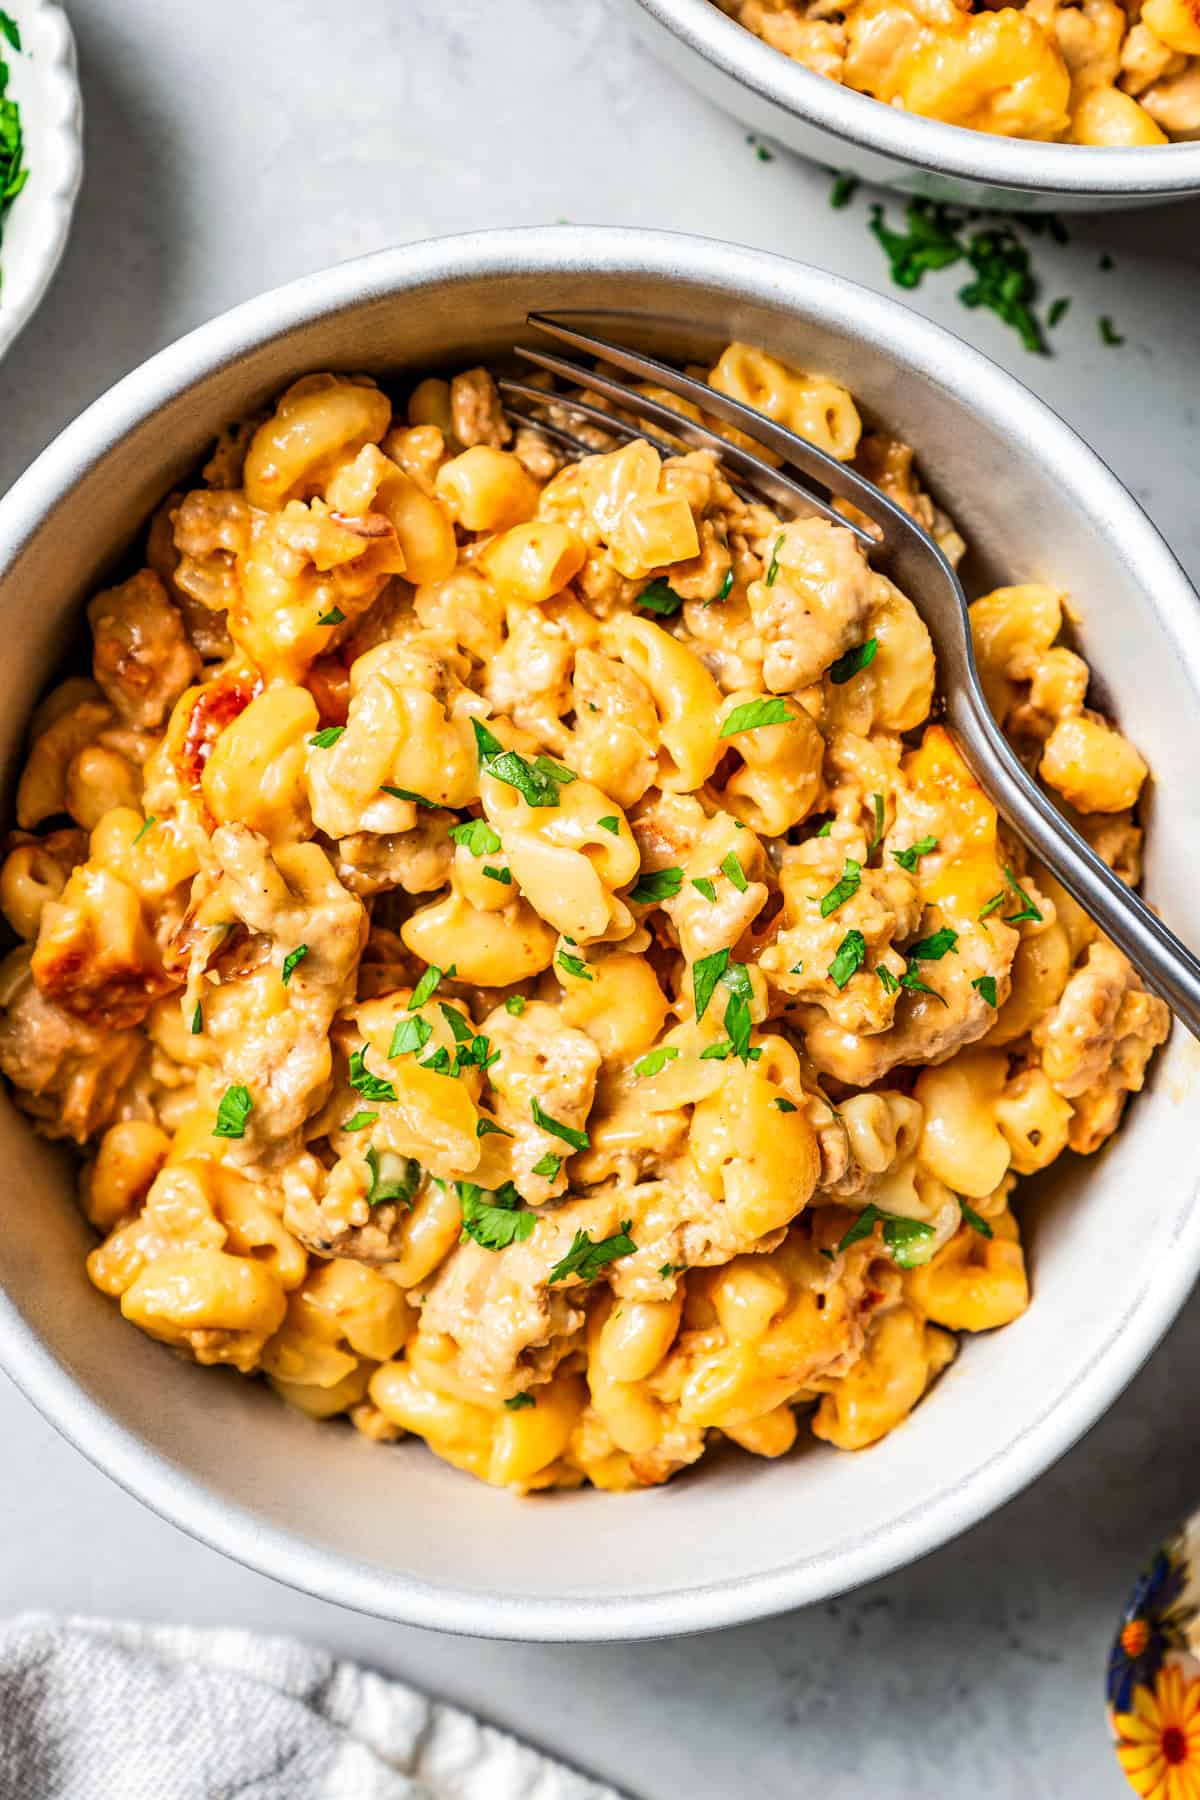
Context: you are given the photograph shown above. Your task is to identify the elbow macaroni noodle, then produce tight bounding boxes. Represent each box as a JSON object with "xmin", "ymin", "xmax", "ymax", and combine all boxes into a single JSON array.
[
  {"xmin": 714, "ymin": 0, "xmax": 1199, "ymax": 142},
  {"xmin": 0, "ymin": 346, "xmax": 1169, "ymax": 1493}
]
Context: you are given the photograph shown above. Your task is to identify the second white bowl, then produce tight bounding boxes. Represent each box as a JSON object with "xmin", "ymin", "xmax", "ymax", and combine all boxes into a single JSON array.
[{"xmin": 622, "ymin": 0, "xmax": 1200, "ymax": 211}]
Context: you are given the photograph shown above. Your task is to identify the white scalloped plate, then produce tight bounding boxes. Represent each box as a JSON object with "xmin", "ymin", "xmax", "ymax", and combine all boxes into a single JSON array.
[{"xmin": 0, "ymin": 0, "xmax": 81, "ymax": 364}]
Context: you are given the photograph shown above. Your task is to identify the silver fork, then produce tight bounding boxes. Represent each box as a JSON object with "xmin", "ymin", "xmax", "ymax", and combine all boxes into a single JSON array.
[{"xmin": 501, "ymin": 313, "xmax": 1200, "ymax": 1040}]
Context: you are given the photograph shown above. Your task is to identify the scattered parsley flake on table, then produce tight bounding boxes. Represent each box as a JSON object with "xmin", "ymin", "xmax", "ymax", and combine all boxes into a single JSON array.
[{"xmin": 834, "ymin": 187, "xmax": 1100, "ymax": 356}]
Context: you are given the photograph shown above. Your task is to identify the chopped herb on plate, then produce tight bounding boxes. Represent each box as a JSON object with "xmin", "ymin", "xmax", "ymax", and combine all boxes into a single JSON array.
[
  {"xmin": 457, "ymin": 1180, "xmax": 535, "ymax": 1251},
  {"xmin": 635, "ymin": 578, "xmax": 685, "ymax": 616},
  {"xmin": 819, "ymin": 858, "xmax": 861, "ymax": 918},
  {"xmin": 548, "ymin": 1220, "xmax": 636, "ymax": 1285},
  {"xmin": 629, "ymin": 866, "xmax": 683, "ymax": 904},
  {"xmin": 829, "ymin": 638, "xmax": 877, "ymax": 685},
  {"xmin": 720, "ymin": 697, "xmax": 794, "ymax": 737},
  {"xmin": 213, "ymin": 1084, "xmax": 253, "ymax": 1140}
]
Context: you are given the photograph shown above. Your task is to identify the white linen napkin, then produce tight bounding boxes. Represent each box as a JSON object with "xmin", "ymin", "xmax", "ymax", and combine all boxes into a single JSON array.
[{"xmin": 0, "ymin": 1614, "xmax": 626, "ymax": 1800}]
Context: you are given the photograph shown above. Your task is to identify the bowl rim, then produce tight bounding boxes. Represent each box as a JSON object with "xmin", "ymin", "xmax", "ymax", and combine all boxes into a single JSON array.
[
  {"xmin": 1, "ymin": 223, "xmax": 1198, "ymax": 1641},
  {"xmin": 630, "ymin": 0, "xmax": 1200, "ymax": 198},
  {"xmin": 0, "ymin": 0, "xmax": 83, "ymax": 365}
]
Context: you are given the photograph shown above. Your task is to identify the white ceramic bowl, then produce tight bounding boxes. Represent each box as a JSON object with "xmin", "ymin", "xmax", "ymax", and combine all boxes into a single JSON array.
[
  {"xmin": 620, "ymin": 0, "xmax": 1200, "ymax": 211},
  {"xmin": 0, "ymin": 0, "xmax": 81, "ymax": 364},
  {"xmin": 0, "ymin": 227, "xmax": 1197, "ymax": 1642}
]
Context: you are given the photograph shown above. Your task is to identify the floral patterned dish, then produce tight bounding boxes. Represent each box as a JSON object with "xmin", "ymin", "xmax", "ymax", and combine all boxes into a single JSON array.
[{"xmin": 1109, "ymin": 1515, "xmax": 1200, "ymax": 1796}]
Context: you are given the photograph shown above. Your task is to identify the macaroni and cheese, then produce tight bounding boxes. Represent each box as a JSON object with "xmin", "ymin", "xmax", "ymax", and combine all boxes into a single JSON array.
[
  {"xmin": 714, "ymin": 0, "xmax": 1200, "ymax": 142},
  {"xmin": 0, "ymin": 345, "xmax": 1168, "ymax": 1493}
]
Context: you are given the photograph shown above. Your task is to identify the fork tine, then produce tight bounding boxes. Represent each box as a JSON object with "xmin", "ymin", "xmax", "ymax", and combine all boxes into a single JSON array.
[
  {"xmin": 526, "ymin": 313, "xmax": 911, "ymax": 549},
  {"xmin": 517, "ymin": 340, "xmax": 876, "ymax": 550},
  {"xmin": 499, "ymin": 379, "xmax": 681, "ymax": 460},
  {"xmin": 501, "ymin": 402, "xmax": 600, "ymax": 461}
]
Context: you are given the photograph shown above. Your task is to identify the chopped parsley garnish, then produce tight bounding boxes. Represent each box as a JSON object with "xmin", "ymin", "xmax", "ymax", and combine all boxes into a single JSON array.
[
  {"xmin": 435, "ymin": 1006, "xmax": 498, "ymax": 1078},
  {"xmin": 870, "ymin": 199, "xmax": 963, "ymax": 288},
  {"xmin": 450, "ymin": 818, "xmax": 502, "ymax": 857},
  {"xmin": 972, "ymin": 975, "xmax": 998, "ymax": 1007},
  {"xmin": 504, "ymin": 995, "xmax": 526, "ymax": 1016},
  {"xmin": 365, "ymin": 1148, "xmax": 421, "ymax": 1208},
  {"xmin": 868, "ymin": 200, "xmax": 1052, "ymax": 354},
  {"xmin": 900, "ymin": 971, "xmax": 944, "ymax": 1002},
  {"xmin": 548, "ymin": 1220, "xmax": 637, "ymax": 1285},
  {"xmin": 420, "ymin": 1046, "xmax": 452, "ymax": 1074},
  {"xmin": 472, "ymin": 719, "xmax": 505, "ymax": 759},
  {"xmin": 720, "ymin": 697, "xmax": 794, "ymax": 737},
  {"xmin": 597, "ymin": 815, "xmax": 620, "ymax": 836},
  {"xmin": 868, "ymin": 794, "xmax": 884, "ymax": 856},
  {"xmin": 0, "ymin": 18, "xmax": 28, "ymax": 298},
  {"xmin": 382, "ymin": 785, "xmax": 438, "ymax": 808},
  {"xmin": 410, "ymin": 965, "xmax": 445, "ymax": 1009},
  {"xmin": 634, "ymin": 1045, "xmax": 680, "ymax": 1079},
  {"xmin": 829, "ymin": 638, "xmax": 878, "ymax": 685},
  {"xmin": 482, "ymin": 865, "xmax": 512, "ymax": 885},
  {"xmin": 438, "ymin": 1002, "xmax": 473, "ymax": 1044},
  {"xmin": 629, "ymin": 866, "xmax": 683, "ymax": 904},
  {"xmin": 691, "ymin": 877, "xmax": 717, "ymax": 903},
  {"xmin": 699, "ymin": 1040, "xmax": 733, "ymax": 1061},
  {"xmin": 877, "ymin": 966, "xmax": 900, "ymax": 995},
  {"xmin": 635, "ymin": 578, "xmax": 685, "ymax": 616},
  {"xmin": 893, "ymin": 836, "xmax": 938, "ymax": 873},
  {"xmin": 658, "ymin": 1262, "xmax": 687, "ymax": 1278},
  {"xmin": 721, "ymin": 851, "xmax": 748, "ymax": 893},
  {"xmin": 309, "ymin": 726, "xmax": 345, "ymax": 748},
  {"xmin": 1048, "ymin": 298, "xmax": 1070, "ymax": 329},
  {"xmin": 213, "ymin": 1084, "xmax": 253, "ymax": 1139},
  {"xmin": 505, "ymin": 1393, "xmax": 535, "ymax": 1411},
  {"xmin": 959, "ymin": 226, "xmax": 1047, "ymax": 354},
  {"xmin": 472, "ymin": 718, "xmax": 577, "ymax": 810},
  {"xmin": 457, "ymin": 1180, "xmax": 535, "ymax": 1251},
  {"xmin": 531, "ymin": 1097, "xmax": 589, "ymax": 1152},
  {"xmin": 281, "ymin": 945, "xmax": 308, "ymax": 985},
  {"xmin": 906, "ymin": 927, "xmax": 957, "ymax": 962},
  {"xmin": 316, "ymin": 606, "xmax": 346, "ymax": 626},
  {"xmin": 716, "ymin": 568, "xmax": 734, "ymax": 602},
  {"xmin": 830, "ymin": 171, "xmax": 859, "ymax": 210},
  {"xmin": 476, "ymin": 1116, "xmax": 511, "ymax": 1139},
  {"xmin": 772, "ymin": 1097, "xmax": 798, "ymax": 1113},
  {"xmin": 389, "ymin": 1014, "xmax": 432, "ymax": 1058},
  {"xmin": 819, "ymin": 858, "xmax": 861, "ymax": 918},
  {"xmin": 190, "ymin": 1002, "xmax": 203, "ymax": 1035},
  {"xmin": 532, "ymin": 1152, "xmax": 563, "ymax": 1180},
  {"xmin": 132, "ymin": 816, "xmax": 156, "ymax": 846},
  {"xmin": 1099, "ymin": 315, "xmax": 1124, "ymax": 347},
  {"xmin": 348, "ymin": 1048, "xmax": 398, "ymax": 1103},
  {"xmin": 1002, "ymin": 866, "xmax": 1042, "ymax": 925},
  {"xmin": 557, "ymin": 949, "xmax": 593, "ymax": 982},
  {"xmin": 960, "ymin": 1201, "xmax": 994, "ymax": 1238},
  {"xmin": 693, "ymin": 947, "xmax": 730, "ymax": 1023},
  {"xmin": 765, "ymin": 533, "xmax": 785, "ymax": 587},
  {"xmin": 837, "ymin": 1203, "xmax": 936, "ymax": 1268},
  {"xmin": 755, "ymin": 142, "xmax": 773, "ymax": 163},
  {"xmin": 979, "ymin": 889, "xmax": 1007, "ymax": 921},
  {"xmin": 343, "ymin": 1110, "xmax": 378, "ymax": 1132},
  {"xmin": 828, "ymin": 929, "xmax": 866, "ymax": 989},
  {"xmin": 720, "ymin": 962, "xmax": 756, "ymax": 1063}
]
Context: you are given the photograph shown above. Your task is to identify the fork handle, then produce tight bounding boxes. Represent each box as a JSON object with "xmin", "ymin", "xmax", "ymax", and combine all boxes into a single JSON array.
[{"xmin": 947, "ymin": 687, "xmax": 1200, "ymax": 1042}]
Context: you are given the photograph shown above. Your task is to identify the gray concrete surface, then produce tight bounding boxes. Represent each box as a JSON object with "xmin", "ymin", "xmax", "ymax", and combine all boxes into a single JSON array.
[{"xmin": 2, "ymin": 1, "xmax": 1199, "ymax": 1792}]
